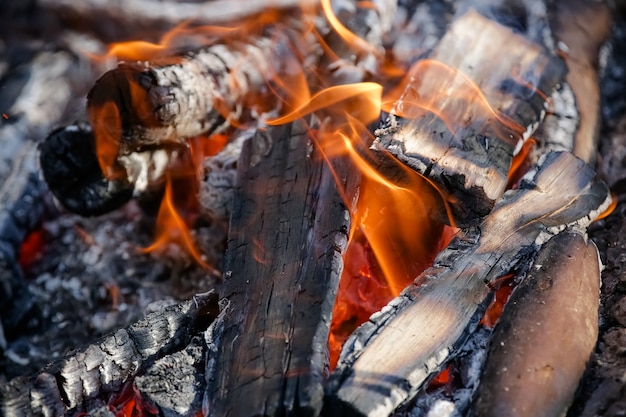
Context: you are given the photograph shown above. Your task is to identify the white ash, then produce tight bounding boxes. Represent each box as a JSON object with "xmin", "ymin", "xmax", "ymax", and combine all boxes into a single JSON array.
[{"xmin": 0, "ymin": 200, "xmax": 223, "ymax": 380}]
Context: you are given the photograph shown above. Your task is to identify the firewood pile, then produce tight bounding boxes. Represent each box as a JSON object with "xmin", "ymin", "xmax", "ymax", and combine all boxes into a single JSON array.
[{"xmin": 1, "ymin": 0, "xmax": 626, "ymax": 416}]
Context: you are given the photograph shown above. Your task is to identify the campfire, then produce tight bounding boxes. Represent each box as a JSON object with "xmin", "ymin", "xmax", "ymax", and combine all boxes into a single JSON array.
[{"xmin": 1, "ymin": 0, "xmax": 626, "ymax": 416}]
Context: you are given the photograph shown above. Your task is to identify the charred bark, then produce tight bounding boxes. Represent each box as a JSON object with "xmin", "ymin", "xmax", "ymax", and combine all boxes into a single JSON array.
[
  {"xmin": 39, "ymin": 123, "xmax": 134, "ymax": 217},
  {"xmin": 205, "ymin": 120, "xmax": 357, "ymax": 417},
  {"xmin": 84, "ymin": 19, "xmax": 318, "ymax": 180},
  {"xmin": 325, "ymin": 151, "xmax": 610, "ymax": 417}
]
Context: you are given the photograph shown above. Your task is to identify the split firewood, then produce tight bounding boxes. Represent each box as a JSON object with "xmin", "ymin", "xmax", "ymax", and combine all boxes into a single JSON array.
[
  {"xmin": 374, "ymin": 10, "xmax": 566, "ymax": 226},
  {"xmin": 0, "ymin": 292, "xmax": 218, "ymax": 416},
  {"xmin": 204, "ymin": 120, "xmax": 358, "ymax": 417},
  {"xmin": 325, "ymin": 151, "xmax": 611, "ymax": 417},
  {"xmin": 471, "ymin": 231, "xmax": 601, "ymax": 417}
]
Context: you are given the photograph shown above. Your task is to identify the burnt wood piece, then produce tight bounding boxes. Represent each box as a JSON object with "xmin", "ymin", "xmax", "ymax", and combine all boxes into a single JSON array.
[
  {"xmin": 135, "ymin": 335, "xmax": 207, "ymax": 417},
  {"xmin": 205, "ymin": 120, "xmax": 356, "ymax": 417},
  {"xmin": 39, "ymin": 123, "xmax": 134, "ymax": 217},
  {"xmin": 472, "ymin": 231, "xmax": 601, "ymax": 417},
  {"xmin": 85, "ymin": 21, "xmax": 318, "ymax": 180},
  {"xmin": 0, "ymin": 292, "xmax": 218, "ymax": 416},
  {"xmin": 374, "ymin": 10, "xmax": 566, "ymax": 226},
  {"xmin": 325, "ymin": 151, "xmax": 611, "ymax": 417},
  {"xmin": 549, "ymin": 0, "xmax": 612, "ymax": 164}
]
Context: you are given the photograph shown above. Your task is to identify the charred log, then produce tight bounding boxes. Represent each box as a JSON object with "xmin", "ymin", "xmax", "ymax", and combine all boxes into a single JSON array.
[
  {"xmin": 204, "ymin": 120, "xmax": 357, "ymax": 417},
  {"xmin": 0, "ymin": 292, "xmax": 218, "ymax": 416},
  {"xmin": 325, "ymin": 151, "xmax": 610, "ymax": 417},
  {"xmin": 39, "ymin": 123, "xmax": 134, "ymax": 217},
  {"xmin": 374, "ymin": 10, "xmax": 566, "ymax": 226},
  {"xmin": 36, "ymin": 0, "xmax": 318, "ymax": 43}
]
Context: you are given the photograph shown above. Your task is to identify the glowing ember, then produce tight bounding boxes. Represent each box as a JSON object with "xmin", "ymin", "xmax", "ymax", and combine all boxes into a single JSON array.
[
  {"xmin": 595, "ymin": 193, "xmax": 617, "ymax": 221},
  {"xmin": 107, "ymin": 381, "xmax": 159, "ymax": 417},
  {"xmin": 480, "ymin": 274, "xmax": 516, "ymax": 329},
  {"xmin": 141, "ymin": 176, "xmax": 209, "ymax": 269},
  {"xmin": 426, "ymin": 363, "xmax": 456, "ymax": 395},
  {"xmin": 508, "ymin": 138, "xmax": 536, "ymax": 188},
  {"xmin": 18, "ymin": 227, "xmax": 45, "ymax": 273}
]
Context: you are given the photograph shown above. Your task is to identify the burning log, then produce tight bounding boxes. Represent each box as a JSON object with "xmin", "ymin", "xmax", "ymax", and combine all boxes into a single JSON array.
[
  {"xmin": 204, "ymin": 120, "xmax": 357, "ymax": 417},
  {"xmin": 85, "ymin": 24, "xmax": 312, "ymax": 175},
  {"xmin": 0, "ymin": 292, "xmax": 218, "ymax": 416},
  {"xmin": 374, "ymin": 10, "xmax": 566, "ymax": 226},
  {"xmin": 326, "ymin": 151, "xmax": 611, "ymax": 417},
  {"xmin": 472, "ymin": 231, "xmax": 601, "ymax": 417}
]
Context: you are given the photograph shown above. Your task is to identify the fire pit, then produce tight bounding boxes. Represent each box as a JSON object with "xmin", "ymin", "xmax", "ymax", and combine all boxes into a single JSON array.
[{"xmin": 1, "ymin": 1, "xmax": 626, "ymax": 416}]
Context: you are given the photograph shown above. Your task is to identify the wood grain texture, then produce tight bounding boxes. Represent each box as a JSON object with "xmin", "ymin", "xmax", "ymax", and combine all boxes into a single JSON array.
[
  {"xmin": 205, "ymin": 120, "xmax": 356, "ymax": 417},
  {"xmin": 374, "ymin": 10, "xmax": 566, "ymax": 226}
]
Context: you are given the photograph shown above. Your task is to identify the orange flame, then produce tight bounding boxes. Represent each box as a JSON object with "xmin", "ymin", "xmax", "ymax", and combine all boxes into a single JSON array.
[
  {"xmin": 140, "ymin": 134, "xmax": 228, "ymax": 267},
  {"xmin": 319, "ymin": 0, "xmax": 379, "ymax": 57},
  {"xmin": 595, "ymin": 193, "xmax": 617, "ymax": 221},
  {"xmin": 383, "ymin": 59, "xmax": 526, "ymax": 145},
  {"xmin": 508, "ymin": 138, "xmax": 536, "ymax": 189},
  {"xmin": 141, "ymin": 176, "xmax": 210, "ymax": 269},
  {"xmin": 480, "ymin": 274, "xmax": 516, "ymax": 329}
]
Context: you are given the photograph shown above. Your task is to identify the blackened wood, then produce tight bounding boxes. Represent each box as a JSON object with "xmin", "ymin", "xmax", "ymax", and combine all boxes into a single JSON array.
[
  {"xmin": 0, "ymin": 292, "xmax": 218, "ymax": 416},
  {"xmin": 40, "ymin": 123, "xmax": 134, "ymax": 217},
  {"xmin": 472, "ymin": 231, "xmax": 601, "ymax": 417},
  {"xmin": 549, "ymin": 0, "xmax": 612, "ymax": 164},
  {"xmin": 325, "ymin": 151, "xmax": 610, "ymax": 417},
  {"xmin": 374, "ymin": 10, "xmax": 566, "ymax": 226},
  {"xmin": 205, "ymin": 120, "xmax": 355, "ymax": 417},
  {"xmin": 135, "ymin": 336, "xmax": 207, "ymax": 417}
]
